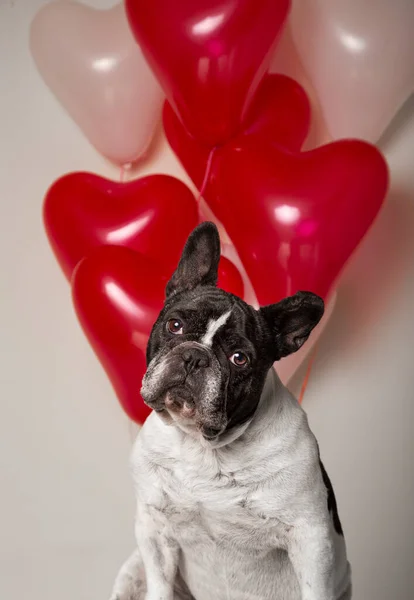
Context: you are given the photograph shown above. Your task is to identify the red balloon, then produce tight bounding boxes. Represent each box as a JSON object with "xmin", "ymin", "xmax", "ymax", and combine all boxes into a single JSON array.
[
  {"xmin": 43, "ymin": 170, "xmax": 243, "ymax": 295},
  {"xmin": 163, "ymin": 73, "xmax": 388, "ymax": 305},
  {"xmin": 72, "ymin": 246, "xmax": 166, "ymax": 424},
  {"xmin": 126, "ymin": 0, "xmax": 290, "ymax": 145},
  {"xmin": 163, "ymin": 74, "xmax": 311, "ymax": 189},
  {"xmin": 218, "ymin": 256, "xmax": 244, "ymax": 298},
  {"xmin": 208, "ymin": 138, "xmax": 389, "ymax": 305},
  {"xmin": 44, "ymin": 172, "xmax": 198, "ymax": 280}
]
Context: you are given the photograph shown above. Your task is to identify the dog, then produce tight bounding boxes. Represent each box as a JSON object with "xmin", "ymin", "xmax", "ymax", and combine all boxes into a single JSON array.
[{"xmin": 110, "ymin": 222, "xmax": 351, "ymax": 600}]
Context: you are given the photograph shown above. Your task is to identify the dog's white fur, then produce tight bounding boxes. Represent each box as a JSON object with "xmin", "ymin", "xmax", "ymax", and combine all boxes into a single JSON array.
[
  {"xmin": 110, "ymin": 369, "xmax": 351, "ymax": 600},
  {"xmin": 201, "ymin": 310, "xmax": 232, "ymax": 347}
]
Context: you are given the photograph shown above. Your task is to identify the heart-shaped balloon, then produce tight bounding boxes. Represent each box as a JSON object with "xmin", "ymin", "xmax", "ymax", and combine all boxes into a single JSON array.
[
  {"xmin": 43, "ymin": 171, "xmax": 244, "ymax": 296},
  {"xmin": 30, "ymin": 2, "xmax": 164, "ymax": 165},
  {"xmin": 208, "ymin": 138, "xmax": 389, "ymax": 305},
  {"xmin": 289, "ymin": 0, "xmax": 414, "ymax": 142},
  {"xmin": 126, "ymin": 0, "xmax": 290, "ymax": 145},
  {"xmin": 217, "ymin": 257, "xmax": 244, "ymax": 299},
  {"xmin": 72, "ymin": 246, "xmax": 166, "ymax": 424},
  {"xmin": 164, "ymin": 74, "xmax": 311, "ymax": 190}
]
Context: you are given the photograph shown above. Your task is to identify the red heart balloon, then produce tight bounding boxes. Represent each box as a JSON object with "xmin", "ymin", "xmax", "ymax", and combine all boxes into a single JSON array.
[
  {"xmin": 43, "ymin": 171, "xmax": 243, "ymax": 296},
  {"xmin": 72, "ymin": 246, "xmax": 166, "ymax": 424},
  {"xmin": 44, "ymin": 172, "xmax": 198, "ymax": 280},
  {"xmin": 126, "ymin": 0, "xmax": 290, "ymax": 145},
  {"xmin": 163, "ymin": 74, "xmax": 311, "ymax": 189},
  {"xmin": 208, "ymin": 137, "xmax": 389, "ymax": 305},
  {"xmin": 218, "ymin": 256, "xmax": 244, "ymax": 299}
]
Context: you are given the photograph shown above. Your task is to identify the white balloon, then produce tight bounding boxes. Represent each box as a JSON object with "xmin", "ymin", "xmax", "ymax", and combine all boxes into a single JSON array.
[
  {"xmin": 30, "ymin": 2, "xmax": 164, "ymax": 166},
  {"xmin": 289, "ymin": 0, "xmax": 414, "ymax": 142}
]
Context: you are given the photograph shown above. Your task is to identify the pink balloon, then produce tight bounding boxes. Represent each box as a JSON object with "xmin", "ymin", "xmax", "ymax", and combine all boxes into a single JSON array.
[
  {"xmin": 30, "ymin": 1, "xmax": 164, "ymax": 165},
  {"xmin": 289, "ymin": 0, "xmax": 414, "ymax": 142}
]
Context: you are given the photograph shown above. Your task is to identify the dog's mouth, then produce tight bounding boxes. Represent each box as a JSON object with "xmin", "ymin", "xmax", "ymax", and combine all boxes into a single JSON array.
[
  {"xmin": 145, "ymin": 385, "xmax": 225, "ymax": 440},
  {"xmin": 164, "ymin": 386, "xmax": 197, "ymax": 418},
  {"xmin": 147, "ymin": 384, "xmax": 197, "ymax": 422},
  {"xmin": 143, "ymin": 379, "xmax": 190, "ymax": 411}
]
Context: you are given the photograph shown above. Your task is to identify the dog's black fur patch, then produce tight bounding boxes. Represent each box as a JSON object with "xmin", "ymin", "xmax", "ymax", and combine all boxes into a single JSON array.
[{"xmin": 319, "ymin": 460, "xmax": 344, "ymax": 536}]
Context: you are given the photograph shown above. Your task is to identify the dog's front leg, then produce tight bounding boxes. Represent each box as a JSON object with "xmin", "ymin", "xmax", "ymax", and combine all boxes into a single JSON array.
[
  {"xmin": 287, "ymin": 520, "xmax": 335, "ymax": 600},
  {"xmin": 136, "ymin": 499, "xmax": 179, "ymax": 600},
  {"xmin": 110, "ymin": 548, "xmax": 145, "ymax": 600}
]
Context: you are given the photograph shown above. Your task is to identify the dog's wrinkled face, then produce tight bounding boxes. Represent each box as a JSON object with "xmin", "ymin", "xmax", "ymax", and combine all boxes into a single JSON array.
[{"xmin": 141, "ymin": 222, "xmax": 324, "ymax": 441}]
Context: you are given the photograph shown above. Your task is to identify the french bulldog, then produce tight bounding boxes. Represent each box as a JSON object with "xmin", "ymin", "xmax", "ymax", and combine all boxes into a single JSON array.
[{"xmin": 110, "ymin": 222, "xmax": 351, "ymax": 600}]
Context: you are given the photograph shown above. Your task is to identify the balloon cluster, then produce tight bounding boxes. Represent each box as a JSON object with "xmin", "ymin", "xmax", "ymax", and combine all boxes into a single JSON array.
[{"xmin": 32, "ymin": 0, "xmax": 393, "ymax": 424}]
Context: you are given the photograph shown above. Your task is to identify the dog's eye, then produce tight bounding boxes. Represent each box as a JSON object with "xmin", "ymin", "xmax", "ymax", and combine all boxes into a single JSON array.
[
  {"xmin": 229, "ymin": 351, "xmax": 248, "ymax": 367},
  {"xmin": 167, "ymin": 319, "xmax": 184, "ymax": 335}
]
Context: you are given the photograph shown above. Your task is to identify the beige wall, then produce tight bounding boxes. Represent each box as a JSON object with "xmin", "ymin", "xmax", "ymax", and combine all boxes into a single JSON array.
[{"xmin": 1, "ymin": 2, "xmax": 413, "ymax": 599}]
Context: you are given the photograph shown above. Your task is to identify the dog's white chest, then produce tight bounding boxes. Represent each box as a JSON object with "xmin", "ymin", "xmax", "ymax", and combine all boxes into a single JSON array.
[
  {"xmin": 131, "ymin": 406, "xmax": 350, "ymax": 600},
  {"xmin": 137, "ymin": 425, "xmax": 290, "ymax": 556},
  {"xmin": 134, "ymin": 429, "xmax": 299, "ymax": 600}
]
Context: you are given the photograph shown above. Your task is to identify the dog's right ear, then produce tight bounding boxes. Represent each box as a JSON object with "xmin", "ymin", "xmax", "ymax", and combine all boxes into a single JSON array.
[{"xmin": 166, "ymin": 222, "xmax": 221, "ymax": 298}]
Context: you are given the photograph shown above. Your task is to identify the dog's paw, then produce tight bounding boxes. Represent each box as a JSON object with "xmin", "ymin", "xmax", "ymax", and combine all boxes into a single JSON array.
[
  {"xmin": 110, "ymin": 591, "xmax": 142, "ymax": 600},
  {"xmin": 109, "ymin": 580, "xmax": 146, "ymax": 600}
]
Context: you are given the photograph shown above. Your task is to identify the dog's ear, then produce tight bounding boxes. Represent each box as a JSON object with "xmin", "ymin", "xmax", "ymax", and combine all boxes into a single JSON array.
[
  {"xmin": 166, "ymin": 222, "xmax": 221, "ymax": 298},
  {"xmin": 259, "ymin": 291, "xmax": 324, "ymax": 360}
]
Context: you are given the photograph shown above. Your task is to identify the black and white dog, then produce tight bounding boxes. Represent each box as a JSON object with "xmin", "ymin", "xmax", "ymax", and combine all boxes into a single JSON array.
[{"xmin": 110, "ymin": 222, "xmax": 351, "ymax": 600}]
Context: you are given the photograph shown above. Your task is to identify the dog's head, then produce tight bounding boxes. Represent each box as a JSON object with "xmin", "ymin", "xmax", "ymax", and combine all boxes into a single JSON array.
[{"xmin": 141, "ymin": 222, "xmax": 324, "ymax": 441}]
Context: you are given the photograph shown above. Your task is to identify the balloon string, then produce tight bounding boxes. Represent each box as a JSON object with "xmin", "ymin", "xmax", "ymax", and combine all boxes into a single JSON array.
[
  {"xmin": 298, "ymin": 346, "xmax": 318, "ymax": 404},
  {"xmin": 196, "ymin": 147, "xmax": 217, "ymax": 204},
  {"xmin": 120, "ymin": 163, "xmax": 132, "ymax": 183}
]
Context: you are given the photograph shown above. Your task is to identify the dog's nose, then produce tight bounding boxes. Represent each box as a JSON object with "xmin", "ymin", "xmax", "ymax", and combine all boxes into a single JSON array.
[{"xmin": 182, "ymin": 347, "xmax": 210, "ymax": 372}]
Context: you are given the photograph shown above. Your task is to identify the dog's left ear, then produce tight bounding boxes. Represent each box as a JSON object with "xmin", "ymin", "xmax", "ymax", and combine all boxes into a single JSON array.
[
  {"xmin": 166, "ymin": 221, "xmax": 221, "ymax": 298},
  {"xmin": 259, "ymin": 291, "xmax": 324, "ymax": 360}
]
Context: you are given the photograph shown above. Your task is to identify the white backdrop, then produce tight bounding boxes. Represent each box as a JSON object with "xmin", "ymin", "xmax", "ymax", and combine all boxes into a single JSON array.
[{"xmin": 1, "ymin": 2, "xmax": 413, "ymax": 600}]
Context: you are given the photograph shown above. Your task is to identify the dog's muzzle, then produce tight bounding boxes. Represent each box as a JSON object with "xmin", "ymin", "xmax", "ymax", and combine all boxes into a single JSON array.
[{"xmin": 141, "ymin": 342, "xmax": 227, "ymax": 438}]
